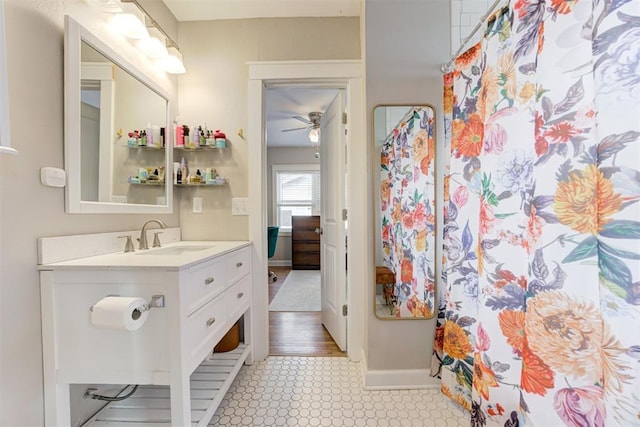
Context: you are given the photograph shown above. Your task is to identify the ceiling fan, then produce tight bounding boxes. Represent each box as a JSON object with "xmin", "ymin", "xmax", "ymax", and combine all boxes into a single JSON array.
[{"xmin": 281, "ymin": 112, "xmax": 322, "ymax": 142}]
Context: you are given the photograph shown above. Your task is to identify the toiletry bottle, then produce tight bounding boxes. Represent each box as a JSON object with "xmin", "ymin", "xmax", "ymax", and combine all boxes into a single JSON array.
[
  {"xmin": 199, "ymin": 127, "xmax": 205, "ymax": 147},
  {"xmin": 180, "ymin": 157, "xmax": 187, "ymax": 182},
  {"xmin": 192, "ymin": 124, "xmax": 199, "ymax": 148},
  {"xmin": 160, "ymin": 127, "xmax": 165, "ymax": 147},
  {"xmin": 175, "ymin": 122, "xmax": 184, "ymax": 147},
  {"xmin": 176, "ymin": 164, "xmax": 182, "ymax": 184},
  {"xmin": 146, "ymin": 123, "xmax": 153, "ymax": 147}
]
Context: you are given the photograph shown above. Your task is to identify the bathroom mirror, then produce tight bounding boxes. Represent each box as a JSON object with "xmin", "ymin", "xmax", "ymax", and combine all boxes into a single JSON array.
[
  {"xmin": 64, "ymin": 16, "xmax": 172, "ymax": 213},
  {"xmin": 373, "ymin": 105, "xmax": 437, "ymax": 319}
]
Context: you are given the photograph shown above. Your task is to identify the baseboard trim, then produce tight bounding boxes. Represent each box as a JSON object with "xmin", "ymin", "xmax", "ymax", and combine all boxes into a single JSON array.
[
  {"xmin": 360, "ymin": 349, "xmax": 440, "ymax": 390},
  {"xmin": 268, "ymin": 260, "xmax": 292, "ymax": 267}
]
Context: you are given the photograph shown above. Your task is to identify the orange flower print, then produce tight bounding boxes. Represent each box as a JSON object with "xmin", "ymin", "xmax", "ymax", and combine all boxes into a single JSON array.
[
  {"xmin": 415, "ymin": 228, "xmax": 427, "ymax": 252},
  {"xmin": 451, "ymin": 119, "xmax": 466, "ymax": 154},
  {"xmin": 443, "ymin": 175, "xmax": 451, "ymax": 202},
  {"xmin": 537, "ymin": 21, "xmax": 545, "ymax": 55},
  {"xmin": 553, "ymin": 164, "xmax": 622, "ymax": 234},
  {"xmin": 544, "ymin": 121, "xmax": 581, "ymax": 143},
  {"xmin": 514, "ymin": 0, "xmax": 529, "ymax": 18},
  {"xmin": 473, "ymin": 352, "xmax": 498, "ymax": 401},
  {"xmin": 455, "ymin": 42, "xmax": 482, "ymax": 69},
  {"xmin": 521, "ymin": 342, "xmax": 555, "ymax": 396},
  {"xmin": 550, "ymin": 0, "xmax": 579, "ymax": 15},
  {"xmin": 411, "ymin": 130, "xmax": 430, "ymax": 163},
  {"xmin": 420, "ymin": 137, "xmax": 435, "ymax": 176},
  {"xmin": 498, "ymin": 52, "xmax": 517, "ymax": 100},
  {"xmin": 498, "ymin": 310, "xmax": 526, "ymax": 354},
  {"xmin": 479, "ymin": 197, "xmax": 496, "ymax": 238},
  {"xmin": 400, "ymin": 258, "xmax": 413, "ymax": 283},
  {"xmin": 456, "ymin": 114, "xmax": 484, "ymax": 158},
  {"xmin": 525, "ymin": 290, "xmax": 615, "ymax": 383},
  {"xmin": 479, "ymin": 64, "xmax": 499, "ymax": 118},
  {"xmin": 443, "ymin": 320, "xmax": 473, "ymax": 360},
  {"xmin": 380, "ymin": 181, "xmax": 391, "ymax": 204},
  {"xmin": 444, "ymin": 82, "xmax": 454, "ymax": 115}
]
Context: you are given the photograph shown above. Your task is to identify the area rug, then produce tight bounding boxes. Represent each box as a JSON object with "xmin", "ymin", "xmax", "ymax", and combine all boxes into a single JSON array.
[{"xmin": 269, "ymin": 270, "xmax": 320, "ymax": 312}]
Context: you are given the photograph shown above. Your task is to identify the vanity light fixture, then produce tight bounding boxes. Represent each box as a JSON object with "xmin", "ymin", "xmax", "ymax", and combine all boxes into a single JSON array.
[
  {"xmin": 162, "ymin": 46, "xmax": 187, "ymax": 74},
  {"xmin": 112, "ymin": 0, "xmax": 187, "ymax": 74},
  {"xmin": 111, "ymin": 3, "xmax": 148, "ymax": 39},
  {"xmin": 137, "ymin": 27, "xmax": 168, "ymax": 59}
]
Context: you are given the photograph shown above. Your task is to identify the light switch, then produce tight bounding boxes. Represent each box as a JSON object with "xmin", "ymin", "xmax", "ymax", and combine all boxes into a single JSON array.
[
  {"xmin": 193, "ymin": 197, "xmax": 203, "ymax": 214},
  {"xmin": 232, "ymin": 197, "xmax": 248, "ymax": 216}
]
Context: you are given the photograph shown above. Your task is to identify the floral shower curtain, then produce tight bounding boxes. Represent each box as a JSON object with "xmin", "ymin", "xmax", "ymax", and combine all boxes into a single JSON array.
[
  {"xmin": 380, "ymin": 107, "xmax": 437, "ymax": 317},
  {"xmin": 435, "ymin": 0, "xmax": 640, "ymax": 424}
]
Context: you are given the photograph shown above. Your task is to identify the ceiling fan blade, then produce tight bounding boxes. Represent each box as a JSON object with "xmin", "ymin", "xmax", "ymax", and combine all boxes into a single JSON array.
[
  {"xmin": 281, "ymin": 126, "xmax": 310, "ymax": 132},
  {"xmin": 292, "ymin": 115, "xmax": 312, "ymax": 124}
]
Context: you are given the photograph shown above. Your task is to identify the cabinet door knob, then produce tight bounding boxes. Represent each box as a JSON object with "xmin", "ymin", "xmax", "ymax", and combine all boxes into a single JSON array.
[
  {"xmin": 206, "ymin": 317, "xmax": 216, "ymax": 327},
  {"xmin": 204, "ymin": 277, "xmax": 215, "ymax": 285},
  {"xmin": 236, "ymin": 262, "xmax": 243, "ymax": 268},
  {"xmin": 237, "ymin": 292, "xmax": 244, "ymax": 299}
]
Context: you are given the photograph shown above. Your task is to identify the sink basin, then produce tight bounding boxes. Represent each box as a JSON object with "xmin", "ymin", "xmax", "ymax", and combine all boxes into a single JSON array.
[{"xmin": 136, "ymin": 245, "xmax": 214, "ymax": 256}]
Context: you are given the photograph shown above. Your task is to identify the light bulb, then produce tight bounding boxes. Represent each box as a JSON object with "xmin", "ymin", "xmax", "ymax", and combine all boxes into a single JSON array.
[
  {"xmin": 309, "ymin": 128, "xmax": 319, "ymax": 143},
  {"xmin": 162, "ymin": 46, "xmax": 186, "ymax": 74},
  {"xmin": 111, "ymin": 4, "xmax": 148, "ymax": 39},
  {"xmin": 138, "ymin": 27, "xmax": 168, "ymax": 59}
]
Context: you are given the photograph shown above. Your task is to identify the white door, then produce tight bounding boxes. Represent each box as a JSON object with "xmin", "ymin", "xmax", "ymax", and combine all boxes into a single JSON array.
[{"xmin": 320, "ymin": 91, "xmax": 347, "ymax": 351}]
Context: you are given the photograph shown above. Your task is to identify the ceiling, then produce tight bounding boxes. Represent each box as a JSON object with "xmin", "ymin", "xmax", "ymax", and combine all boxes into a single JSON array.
[
  {"xmin": 265, "ymin": 87, "xmax": 340, "ymax": 148},
  {"xmin": 162, "ymin": 0, "xmax": 361, "ymax": 21},
  {"xmin": 160, "ymin": 1, "xmax": 353, "ymax": 148}
]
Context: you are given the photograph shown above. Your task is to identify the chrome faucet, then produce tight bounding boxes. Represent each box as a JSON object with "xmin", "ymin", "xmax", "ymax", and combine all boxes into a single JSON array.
[{"xmin": 138, "ymin": 219, "xmax": 168, "ymax": 250}]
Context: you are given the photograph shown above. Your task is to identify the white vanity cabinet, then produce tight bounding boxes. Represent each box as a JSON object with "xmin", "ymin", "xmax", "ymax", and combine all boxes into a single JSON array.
[{"xmin": 39, "ymin": 241, "xmax": 252, "ymax": 426}]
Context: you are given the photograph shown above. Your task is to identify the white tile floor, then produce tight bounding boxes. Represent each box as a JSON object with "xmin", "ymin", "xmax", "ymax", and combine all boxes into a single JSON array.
[{"xmin": 211, "ymin": 356, "xmax": 469, "ymax": 426}]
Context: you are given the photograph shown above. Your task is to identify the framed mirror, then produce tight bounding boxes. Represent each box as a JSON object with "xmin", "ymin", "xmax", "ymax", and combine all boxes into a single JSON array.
[
  {"xmin": 64, "ymin": 16, "xmax": 172, "ymax": 214},
  {"xmin": 373, "ymin": 105, "xmax": 437, "ymax": 319}
]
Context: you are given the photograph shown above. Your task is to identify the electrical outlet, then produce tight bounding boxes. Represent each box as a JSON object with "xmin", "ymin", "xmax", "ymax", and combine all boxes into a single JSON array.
[
  {"xmin": 193, "ymin": 197, "xmax": 203, "ymax": 214},
  {"xmin": 232, "ymin": 197, "xmax": 249, "ymax": 216}
]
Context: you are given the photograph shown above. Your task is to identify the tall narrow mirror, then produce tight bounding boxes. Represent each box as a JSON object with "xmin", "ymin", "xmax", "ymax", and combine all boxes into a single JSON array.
[
  {"xmin": 373, "ymin": 105, "xmax": 437, "ymax": 319},
  {"xmin": 65, "ymin": 16, "xmax": 172, "ymax": 213}
]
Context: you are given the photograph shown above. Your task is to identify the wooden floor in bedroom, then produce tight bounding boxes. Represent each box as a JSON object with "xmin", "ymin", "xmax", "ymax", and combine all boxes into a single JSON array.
[{"xmin": 268, "ymin": 266, "xmax": 345, "ymax": 357}]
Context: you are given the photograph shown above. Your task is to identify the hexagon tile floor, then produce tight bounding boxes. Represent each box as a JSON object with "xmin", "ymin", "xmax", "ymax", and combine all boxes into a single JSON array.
[{"xmin": 210, "ymin": 356, "xmax": 469, "ymax": 426}]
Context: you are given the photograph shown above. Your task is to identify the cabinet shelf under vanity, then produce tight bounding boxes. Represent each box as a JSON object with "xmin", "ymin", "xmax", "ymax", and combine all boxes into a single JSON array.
[{"xmin": 87, "ymin": 343, "xmax": 250, "ymax": 426}]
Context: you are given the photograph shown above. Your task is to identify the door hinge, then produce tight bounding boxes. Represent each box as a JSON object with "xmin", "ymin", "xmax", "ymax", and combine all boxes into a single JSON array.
[
  {"xmin": 342, "ymin": 112, "xmax": 347, "ymax": 125},
  {"xmin": 342, "ymin": 209, "xmax": 348, "ymax": 221},
  {"xmin": 342, "ymin": 304, "xmax": 348, "ymax": 316}
]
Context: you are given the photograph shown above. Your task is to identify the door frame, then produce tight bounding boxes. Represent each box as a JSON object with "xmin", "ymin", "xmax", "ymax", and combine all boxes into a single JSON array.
[{"xmin": 247, "ymin": 60, "xmax": 365, "ymax": 362}]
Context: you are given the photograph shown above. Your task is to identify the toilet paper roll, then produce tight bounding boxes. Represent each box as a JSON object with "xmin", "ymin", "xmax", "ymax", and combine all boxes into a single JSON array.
[{"xmin": 90, "ymin": 296, "xmax": 149, "ymax": 331}]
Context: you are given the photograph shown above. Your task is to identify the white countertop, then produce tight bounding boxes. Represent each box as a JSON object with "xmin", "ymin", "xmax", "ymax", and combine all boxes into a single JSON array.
[{"xmin": 38, "ymin": 241, "xmax": 252, "ymax": 271}]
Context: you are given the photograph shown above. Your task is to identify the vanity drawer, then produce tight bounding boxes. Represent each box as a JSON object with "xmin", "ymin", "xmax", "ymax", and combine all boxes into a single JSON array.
[
  {"xmin": 186, "ymin": 293, "xmax": 228, "ymax": 371},
  {"xmin": 226, "ymin": 275, "xmax": 251, "ymax": 325},
  {"xmin": 185, "ymin": 258, "xmax": 226, "ymax": 315},
  {"xmin": 226, "ymin": 246, "xmax": 251, "ymax": 286}
]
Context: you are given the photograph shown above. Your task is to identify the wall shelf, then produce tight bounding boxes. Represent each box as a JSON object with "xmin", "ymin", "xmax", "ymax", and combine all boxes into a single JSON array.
[
  {"xmin": 175, "ymin": 179, "xmax": 227, "ymax": 187},
  {"xmin": 87, "ymin": 344, "xmax": 250, "ymax": 426},
  {"xmin": 174, "ymin": 145, "xmax": 226, "ymax": 151}
]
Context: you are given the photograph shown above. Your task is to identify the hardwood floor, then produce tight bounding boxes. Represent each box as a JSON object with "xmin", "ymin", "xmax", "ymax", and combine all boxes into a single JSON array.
[{"xmin": 268, "ymin": 266, "xmax": 345, "ymax": 357}]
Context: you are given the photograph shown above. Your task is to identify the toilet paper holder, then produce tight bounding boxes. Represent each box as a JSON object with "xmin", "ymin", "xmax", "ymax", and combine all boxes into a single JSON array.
[{"xmin": 89, "ymin": 295, "xmax": 165, "ymax": 312}]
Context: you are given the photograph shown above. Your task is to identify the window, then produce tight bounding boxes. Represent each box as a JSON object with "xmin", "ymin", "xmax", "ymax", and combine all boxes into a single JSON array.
[{"xmin": 273, "ymin": 164, "xmax": 320, "ymax": 232}]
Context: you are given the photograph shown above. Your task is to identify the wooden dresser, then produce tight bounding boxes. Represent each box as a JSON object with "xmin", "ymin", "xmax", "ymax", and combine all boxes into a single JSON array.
[{"xmin": 292, "ymin": 215, "xmax": 321, "ymax": 270}]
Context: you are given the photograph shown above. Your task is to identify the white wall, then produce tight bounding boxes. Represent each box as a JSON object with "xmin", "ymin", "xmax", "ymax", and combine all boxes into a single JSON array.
[
  {"xmin": 267, "ymin": 146, "xmax": 321, "ymax": 264},
  {"xmin": 177, "ymin": 17, "xmax": 360, "ymax": 242},
  {"xmin": 364, "ymin": 0, "xmax": 450, "ymax": 371},
  {"xmin": 0, "ymin": 1, "xmax": 180, "ymax": 425},
  {"xmin": 450, "ymin": 0, "xmax": 497, "ymax": 53}
]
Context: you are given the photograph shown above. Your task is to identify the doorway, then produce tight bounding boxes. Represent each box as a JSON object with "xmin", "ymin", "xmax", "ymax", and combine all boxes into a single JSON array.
[
  {"xmin": 264, "ymin": 86, "xmax": 343, "ymax": 356},
  {"xmin": 247, "ymin": 60, "xmax": 366, "ymax": 364}
]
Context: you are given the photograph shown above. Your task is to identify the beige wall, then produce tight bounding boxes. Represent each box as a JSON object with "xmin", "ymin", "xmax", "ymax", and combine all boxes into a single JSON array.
[
  {"xmin": 0, "ymin": 1, "xmax": 180, "ymax": 425},
  {"xmin": 364, "ymin": 0, "xmax": 450, "ymax": 371},
  {"xmin": 176, "ymin": 17, "xmax": 360, "ymax": 241},
  {"xmin": 266, "ymin": 146, "xmax": 321, "ymax": 264}
]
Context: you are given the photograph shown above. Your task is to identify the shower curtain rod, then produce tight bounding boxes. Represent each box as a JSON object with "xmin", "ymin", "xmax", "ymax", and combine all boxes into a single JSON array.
[{"xmin": 440, "ymin": 0, "xmax": 506, "ymax": 73}]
